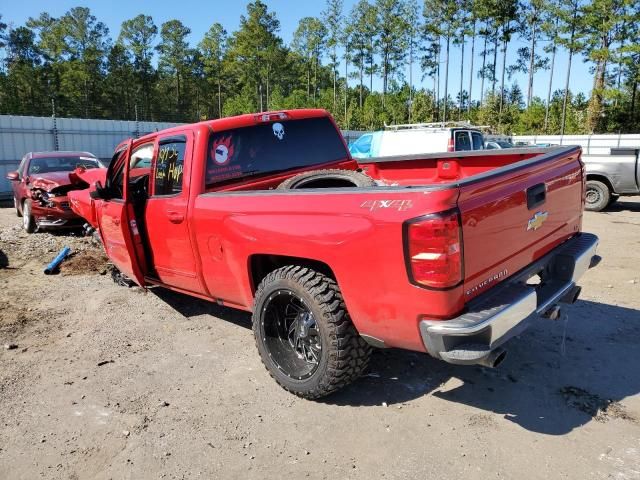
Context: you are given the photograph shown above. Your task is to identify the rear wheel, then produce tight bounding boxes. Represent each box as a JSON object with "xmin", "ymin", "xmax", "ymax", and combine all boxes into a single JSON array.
[
  {"xmin": 252, "ymin": 266, "xmax": 371, "ymax": 399},
  {"xmin": 22, "ymin": 200, "xmax": 36, "ymax": 233},
  {"xmin": 14, "ymin": 197, "xmax": 22, "ymax": 217},
  {"xmin": 585, "ymin": 180, "xmax": 610, "ymax": 212}
]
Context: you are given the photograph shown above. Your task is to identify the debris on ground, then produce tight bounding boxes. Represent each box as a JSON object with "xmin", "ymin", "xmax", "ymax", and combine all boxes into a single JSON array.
[
  {"xmin": 61, "ymin": 250, "xmax": 109, "ymax": 276},
  {"xmin": 44, "ymin": 246, "xmax": 71, "ymax": 275},
  {"xmin": 559, "ymin": 386, "xmax": 635, "ymax": 423}
]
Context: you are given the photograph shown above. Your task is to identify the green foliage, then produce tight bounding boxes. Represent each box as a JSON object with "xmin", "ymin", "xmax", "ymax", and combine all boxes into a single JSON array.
[{"xmin": 0, "ymin": 1, "xmax": 639, "ymax": 134}]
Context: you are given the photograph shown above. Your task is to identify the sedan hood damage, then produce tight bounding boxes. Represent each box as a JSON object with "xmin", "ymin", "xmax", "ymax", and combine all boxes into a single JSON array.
[
  {"xmin": 30, "ymin": 167, "xmax": 107, "ymax": 196},
  {"xmin": 30, "ymin": 172, "xmax": 77, "ymax": 195}
]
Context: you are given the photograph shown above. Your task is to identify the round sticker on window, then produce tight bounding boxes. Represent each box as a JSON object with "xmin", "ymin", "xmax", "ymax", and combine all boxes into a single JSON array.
[{"xmin": 211, "ymin": 136, "xmax": 234, "ymax": 165}]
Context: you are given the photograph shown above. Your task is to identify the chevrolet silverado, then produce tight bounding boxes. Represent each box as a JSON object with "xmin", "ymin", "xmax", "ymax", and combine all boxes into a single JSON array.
[{"xmin": 69, "ymin": 109, "xmax": 600, "ymax": 399}]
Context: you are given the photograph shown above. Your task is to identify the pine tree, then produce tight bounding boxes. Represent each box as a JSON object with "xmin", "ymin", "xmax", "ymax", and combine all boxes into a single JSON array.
[
  {"xmin": 555, "ymin": 0, "xmax": 586, "ymax": 135},
  {"xmin": 376, "ymin": 0, "xmax": 408, "ymax": 107},
  {"xmin": 583, "ymin": 0, "xmax": 629, "ymax": 132},
  {"xmin": 199, "ymin": 23, "xmax": 227, "ymax": 118},
  {"xmin": 119, "ymin": 15, "xmax": 157, "ymax": 120},
  {"xmin": 292, "ymin": 17, "xmax": 327, "ymax": 103},
  {"xmin": 324, "ymin": 0, "xmax": 344, "ymax": 112}
]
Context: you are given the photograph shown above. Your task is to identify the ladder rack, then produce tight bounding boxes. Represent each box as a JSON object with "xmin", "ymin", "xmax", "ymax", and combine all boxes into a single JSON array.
[{"xmin": 384, "ymin": 121, "xmax": 491, "ymax": 131}]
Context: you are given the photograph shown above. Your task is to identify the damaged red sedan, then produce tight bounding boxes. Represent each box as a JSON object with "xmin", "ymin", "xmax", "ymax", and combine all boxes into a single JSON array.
[{"xmin": 6, "ymin": 151, "xmax": 106, "ymax": 233}]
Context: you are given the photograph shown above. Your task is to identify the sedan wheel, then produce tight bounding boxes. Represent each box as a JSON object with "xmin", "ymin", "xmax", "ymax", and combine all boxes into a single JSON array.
[
  {"xmin": 14, "ymin": 197, "xmax": 22, "ymax": 217},
  {"xmin": 22, "ymin": 200, "xmax": 36, "ymax": 233}
]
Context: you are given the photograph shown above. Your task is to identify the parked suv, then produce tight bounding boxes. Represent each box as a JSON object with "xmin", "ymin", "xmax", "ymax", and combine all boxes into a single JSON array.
[{"xmin": 349, "ymin": 122, "xmax": 485, "ymax": 158}]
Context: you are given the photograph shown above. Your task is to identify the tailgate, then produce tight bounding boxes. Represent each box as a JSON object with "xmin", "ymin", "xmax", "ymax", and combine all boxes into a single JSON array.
[{"xmin": 458, "ymin": 146, "xmax": 584, "ymax": 301}]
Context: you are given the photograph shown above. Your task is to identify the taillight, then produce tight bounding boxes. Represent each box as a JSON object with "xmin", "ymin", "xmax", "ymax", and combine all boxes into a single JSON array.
[
  {"xmin": 447, "ymin": 137, "xmax": 455, "ymax": 152},
  {"xmin": 404, "ymin": 210, "xmax": 463, "ymax": 289}
]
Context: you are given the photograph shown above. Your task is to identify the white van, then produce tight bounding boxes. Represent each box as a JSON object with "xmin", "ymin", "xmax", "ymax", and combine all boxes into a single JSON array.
[{"xmin": 349, "ymin": 122, "xmax": 486, "ymax": 158}]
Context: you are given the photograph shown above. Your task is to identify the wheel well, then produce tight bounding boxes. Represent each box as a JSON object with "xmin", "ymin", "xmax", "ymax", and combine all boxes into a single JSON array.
[
  {"xmin": 249, "ymin": 254, "xmax": 336, "ymax": 293},
  {"xmin": 586, "ymin": 174, "xmax": 614, "ymax": 193},
  {"xmin": 294, "ymin": 177, "xmax": 359, "ymax": 188}
]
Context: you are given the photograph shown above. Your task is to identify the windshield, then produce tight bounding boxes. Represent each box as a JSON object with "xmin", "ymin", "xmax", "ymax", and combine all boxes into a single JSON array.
[
  {"xmin": 206, "ymin": 117, "xmax": 348, "ymax": 188},
  {"xmin": 28, "ymin": 156, "xmax": 101, "ymax": 174}
]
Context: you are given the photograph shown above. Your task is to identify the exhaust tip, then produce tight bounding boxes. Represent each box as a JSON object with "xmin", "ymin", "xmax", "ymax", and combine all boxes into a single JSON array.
[
  {"xmin": 543, "ymin": 305, "xmax": 562, "ymax": 320},
  {"xmin": 570, "ymin": 286, "xmax": 582, "ymax": 304},
  {"xmin": 477, "ymin": 348, "xmax": 507, "ymax": 368}
]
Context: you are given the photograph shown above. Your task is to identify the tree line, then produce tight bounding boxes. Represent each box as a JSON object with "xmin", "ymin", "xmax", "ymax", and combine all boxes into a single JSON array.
[{"xmin": 0, "ymin": 0, "xmax": 639, "ymax": 134}]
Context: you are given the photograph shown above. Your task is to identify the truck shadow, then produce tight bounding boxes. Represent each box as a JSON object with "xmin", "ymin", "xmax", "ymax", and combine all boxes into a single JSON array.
[
  {"xmin": 605, "ymin": 199, "xmax": 640, "ymax": 213},
  {"xmin": 151, "ymin": 287, "xmax": 252, "ymax": 330},
  {"xmin": 150, "ymin": 286, "xmax": 639, "ymax": 435},
  {"xmin": 326, "ymin": 299, "xmax": 640, "ymax": 436}
]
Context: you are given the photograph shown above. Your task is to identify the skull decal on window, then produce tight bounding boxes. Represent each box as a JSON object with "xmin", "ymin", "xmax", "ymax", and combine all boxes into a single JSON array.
[{"xmin": 272, "ymin": 122, "xmax": 285, "ymax": 141}]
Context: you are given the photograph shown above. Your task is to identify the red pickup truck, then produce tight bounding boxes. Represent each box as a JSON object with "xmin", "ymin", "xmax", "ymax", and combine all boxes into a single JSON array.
[{"xmin": 70, "ymin": 109, "xmax": 600, "ymax": 399}]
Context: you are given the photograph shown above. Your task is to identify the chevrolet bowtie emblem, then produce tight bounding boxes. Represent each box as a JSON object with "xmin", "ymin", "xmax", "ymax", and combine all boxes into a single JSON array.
[{"xmin": 527, "ymin": 211, "xmax": 548, "ymax": 231}]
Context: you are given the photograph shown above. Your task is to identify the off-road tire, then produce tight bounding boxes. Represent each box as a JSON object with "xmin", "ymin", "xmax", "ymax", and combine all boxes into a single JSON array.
[
  {"xmin": 14, "ymin": 197, "xmax": 22, "ymax": 217},
  {"xmin": 252, "ymin": 265, "xmax": 371, "ymax": 399},
  {"xmin": 585, "ymin": 180, "xmax": 611, "ymax": 212},
  {"xmin": 22, "ymin": 199, "xmax": 36, "ymax": 233},
  {"xmin": 277, "ymin": 169, "xmax": 376, "ymax": 190}
]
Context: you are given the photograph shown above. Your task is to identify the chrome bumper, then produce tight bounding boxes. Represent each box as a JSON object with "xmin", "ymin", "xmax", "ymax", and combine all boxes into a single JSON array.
[{"xmin": 419, "ymin": 233, "xmax": 600, "ymax": 365}]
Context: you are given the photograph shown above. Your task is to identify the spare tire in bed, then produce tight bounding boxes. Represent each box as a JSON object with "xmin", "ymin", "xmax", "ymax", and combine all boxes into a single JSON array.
[{"xmin": 277, "ymin": 169, "xmax": 376, "ymax": 190}]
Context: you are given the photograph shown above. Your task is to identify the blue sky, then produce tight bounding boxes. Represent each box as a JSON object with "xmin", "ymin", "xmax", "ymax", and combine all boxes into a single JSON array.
[{"xmin": 3, "ymin": 0, "xmax": 593, "ymax": 103}]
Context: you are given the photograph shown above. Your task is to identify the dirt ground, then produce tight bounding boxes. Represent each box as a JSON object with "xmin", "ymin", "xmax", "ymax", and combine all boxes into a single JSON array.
[{"xmin": 0, "ymin": 198, "xmax": 639, "ymax": 480}]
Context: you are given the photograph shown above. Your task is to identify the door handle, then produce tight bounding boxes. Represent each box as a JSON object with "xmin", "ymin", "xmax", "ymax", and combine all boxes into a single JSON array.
[
  {"xmin": 167, "ymin": 210, "xmax": 184, "ymax": 224},
  {"xmin": 527, "ymin": 183, "xmax": 546, "ymax": 210}
]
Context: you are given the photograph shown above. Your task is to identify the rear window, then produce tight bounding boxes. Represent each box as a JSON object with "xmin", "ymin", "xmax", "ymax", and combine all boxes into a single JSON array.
[
  {"xmin": 28, "ymin": 156, "xmax": 100, "ymax": 174},
  {"xmin": 454, "ymin": 131, "xmax": 471, "ymax": 151},
  {"xmin": 206, "ymin": 117, "xmax": 348, "ymax": 188}
]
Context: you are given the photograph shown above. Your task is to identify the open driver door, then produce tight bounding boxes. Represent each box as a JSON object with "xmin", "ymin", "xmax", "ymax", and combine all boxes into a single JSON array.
[{"xmin": 95, "ymin": 139, "xmax": 147, "ymax": 287}]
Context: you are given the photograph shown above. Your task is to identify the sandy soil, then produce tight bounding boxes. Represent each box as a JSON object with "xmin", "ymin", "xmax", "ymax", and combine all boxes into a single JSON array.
[{"xmin": 0, "ymin": 198, "xmax": 639, "ymax": 480}]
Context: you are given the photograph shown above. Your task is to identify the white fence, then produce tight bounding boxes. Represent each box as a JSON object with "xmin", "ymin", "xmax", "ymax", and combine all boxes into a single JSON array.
[
  {"xmin": 510, "ymin": 134, "xmax": 640, "ymax": 156},
  {"xmin": 0, "ymin": 115, "xmax": 181, "ymax": 199}
]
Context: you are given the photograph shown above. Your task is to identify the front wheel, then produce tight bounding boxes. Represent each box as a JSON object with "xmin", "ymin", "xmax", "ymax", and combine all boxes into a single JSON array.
[
  {"xmin": 585, "ymin": 180, "xmax": 611, "ymax": 212},
  {"xmin": 14, "ymin": 197, "xmax": 22, "ymax": 217},
  {"xmin": 22, "ymin": 199, "xmax": 36, "ymax": 233},
  {"xmin": 252, "ymin": 266, "xmax": 371, "ymax": 399}
]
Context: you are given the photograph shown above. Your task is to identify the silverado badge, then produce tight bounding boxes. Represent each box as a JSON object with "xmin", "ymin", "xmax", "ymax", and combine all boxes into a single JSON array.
[{"xmin": 527, "ymin": 211, "xmax": 548, "ymax": 231}]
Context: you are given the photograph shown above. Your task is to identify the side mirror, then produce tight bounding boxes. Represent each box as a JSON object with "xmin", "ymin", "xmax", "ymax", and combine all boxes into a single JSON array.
[
  {"xmin": 6, "ymin": 171, "xmax": 19, "ymax": 181},
  {"xmin": 90, "ymin": 180, "xmax": 108, "ymax": 200}
]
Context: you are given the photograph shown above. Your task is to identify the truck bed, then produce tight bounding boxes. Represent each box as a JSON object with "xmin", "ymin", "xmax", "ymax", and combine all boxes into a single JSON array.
[{"xmin": 192, "ymin": 146, "xmax": 584, "ymax": 352}]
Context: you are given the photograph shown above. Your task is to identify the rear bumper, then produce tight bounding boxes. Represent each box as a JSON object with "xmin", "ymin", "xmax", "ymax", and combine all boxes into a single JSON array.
[{"xmin": 419, "ymin": 233, "xmax": 600, "ymax": 365}]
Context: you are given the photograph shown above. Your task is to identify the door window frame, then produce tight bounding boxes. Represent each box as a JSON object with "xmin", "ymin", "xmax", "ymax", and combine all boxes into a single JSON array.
[
  {"xmin": 150, "ymin": 132, "xmax": 191, "ymax": 198},
  {"xmin": 471, "ymin": 131, "xmax": 484, "ymax": 150}
]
